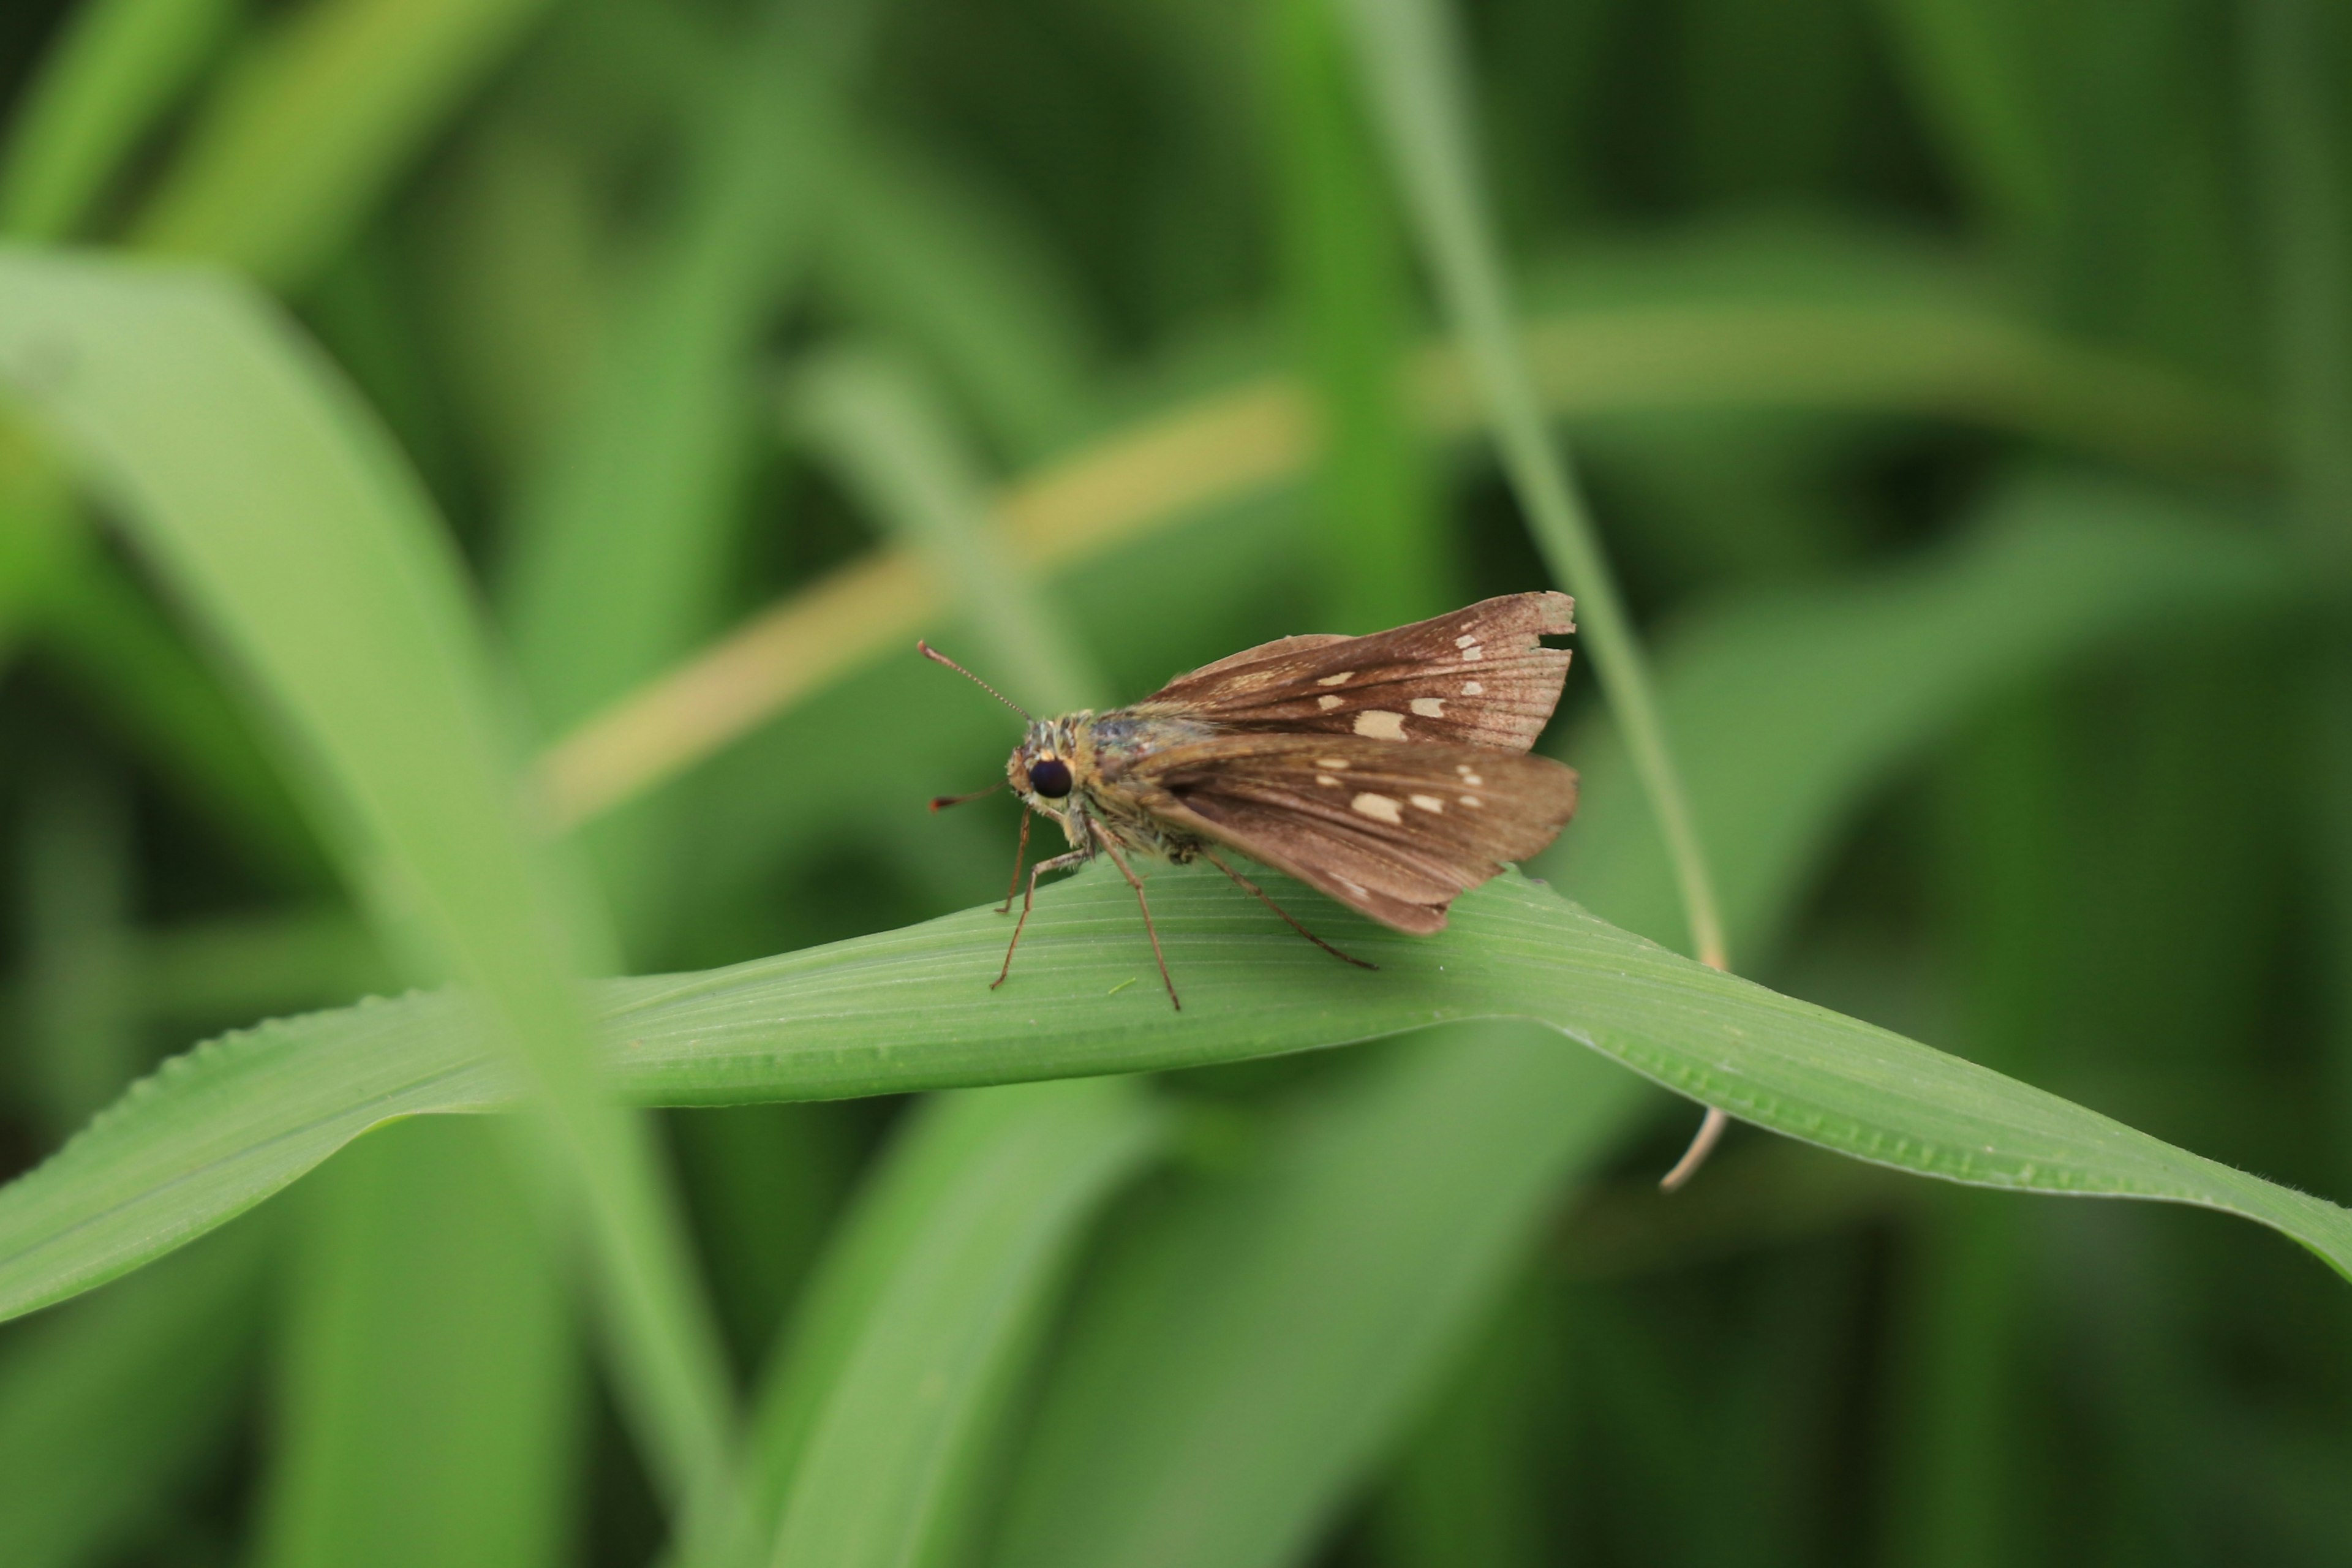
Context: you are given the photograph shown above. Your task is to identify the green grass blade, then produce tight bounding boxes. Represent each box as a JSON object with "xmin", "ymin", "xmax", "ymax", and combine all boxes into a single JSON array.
[
  {"xmin": 135, "ymin": 907, "xmax": 388, "ymax": 1027},
  {"xmin": 0, "ymin": 1215, "xmax": 270, "ymax": 1568},
  {"xmin": 6, "ymin": 864, "xmax": 2350, "ymax": 1326},
  {"xmin": 986, "ymin": 1028, "xmax": 1646, "ymax": 1568},
  {"xmin": 501, "ymin": 0, "xmax": 873, "ymax": 737},
  {"xmin": 1336, "ymin": 0, "xmax": 1728, "ymax": 968},
  {"xmin": 251, "ymin": 1118, "xmax": 578, "ymax": 1568},
  {"xmin": 1542, "ymin": 472, "xmax": 2298, "ymax": 956},
  {"xmin": 32, "ymin": 546, "xmax": 328, "ymax": 885},
  {"xmin": 18, "ymin": 758, "xmax": 140, "ymax": 1134},
  {"xmin": 2247, "ymin": 0, "xmax": 2352, "ymax": 562},
  {"xmin": 131, "ymin": 0, "xmax": 557, "ymax": 285},
  {"xmin": 543, "ymin": 240, "xmax": 2256, "ymax": 829},
  {"xmin": 818, "ymin": 127, "xmax": 1102, "ymax": 467},
  {"xmin": 785, "ymin": 344, "xmax": 1107, "ymax": 716},
  {"xmin": 1868, "ymin": 0, "xmax": 2062, "ymax": 243},
  {"xmin": 1269, "ymin": 0, "xmax": 1447, "ymax": 630},
  {"xmin": 496, "ymin": 0, "xmax": 878, "ymax": 948},
  {"xmin": 748, "ymin": 1080, "xmax": 1164, "ymax": 1568},
  {"xmin": 0, "ymin": 249, "xmax": 735, "ymax": 1515},
  {"xmin": 0, "ymin": 0, "xmax": 235, "ymax": 239}
]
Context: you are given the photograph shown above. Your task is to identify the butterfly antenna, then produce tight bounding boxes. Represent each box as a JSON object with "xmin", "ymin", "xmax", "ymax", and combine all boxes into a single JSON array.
[
  {"xmin": 918, "ymin": 640, "xmax": 1033, "ymax": 722},
  {"xmin": 929, "ymin": 781, "xmax": 1006, "ymax": 812}
]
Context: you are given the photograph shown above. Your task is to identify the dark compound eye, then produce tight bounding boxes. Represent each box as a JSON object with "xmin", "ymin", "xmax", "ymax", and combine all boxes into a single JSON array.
[{"xmin": 1029, "ymin": 757, "xmax": 1073, "ymax": 798}]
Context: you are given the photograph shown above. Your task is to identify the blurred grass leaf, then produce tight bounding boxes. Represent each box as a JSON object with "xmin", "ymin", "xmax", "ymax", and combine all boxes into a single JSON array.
[
  {"xmin": 743, "ymin": 1079, "xmax": 1164, "ymax": 1568},
  {"xmin": 499, "ymin": 0, "xmax": 876, "ymax": 948},
  {"xmin": 0, "ymin": 1215, "xmax": 270, "ymax": 1568},
  {"xmin": 785, "ymin": 343, "xmax": 1106, "ymax": 716},
  {"xmin": 1547, "ymin": 473, "xmax": 2301, "ymax": 955},
  {"xmin": 0, "ymin": 0, "xmax": 235, "ymax": 240},
  {"xmin": 987, "ymin": 1026, "xmax": 1646, "ymax": 1568},
  {"xmin": 544, "ymin": 225, "xmax": 2256, "ymax": 829},
  {"xmin": 132, "ymin": 0, "xmax": 556, "ymax": 285},
  {"xmin": 4, "ymin": 867, "xmax": 2349, "ymax": 1327},
  {"xmin": 817, "ymin": 126, "xmax": 1103, "ymax": 466},
  {"xmin": 252, "ymin": 1118, "xmax": 578, "ymax": 1568},
  {"xmin": 0, "ymin": 249, "xmax": 734, "ymax": 1513}
]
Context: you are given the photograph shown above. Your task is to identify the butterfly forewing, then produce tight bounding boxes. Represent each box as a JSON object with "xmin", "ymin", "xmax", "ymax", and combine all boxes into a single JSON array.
[
  {"xmin": 1134, "ymin": 592, "xmax": 1574, "ymax": 754},
  {"xmin": 1117, "ymin": 733, "xmax": 1579, "ymax": 933}
]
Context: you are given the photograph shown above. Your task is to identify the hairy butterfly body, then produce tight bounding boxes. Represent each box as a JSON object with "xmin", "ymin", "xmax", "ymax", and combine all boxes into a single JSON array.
[{"xmin": 924, "ymin": 592, "xmax": 1580, "ymax": 1008}]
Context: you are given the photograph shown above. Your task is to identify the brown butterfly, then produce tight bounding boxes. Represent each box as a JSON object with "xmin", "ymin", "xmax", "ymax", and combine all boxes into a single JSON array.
[{"xmin": 922, "ymin": 592, "xmax": 1579, "ymax": 1009}]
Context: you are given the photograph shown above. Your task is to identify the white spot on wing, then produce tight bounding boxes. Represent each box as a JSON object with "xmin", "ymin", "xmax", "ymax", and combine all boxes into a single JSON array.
[
  {"xmin": 1316, "ymin": 671, "xmax": 1354, "ymax": 686},
  {"xmin": 1351, "ymin": 792, "xmax": 1404, "ymax": 824},
  {"xmin": 1460, "ymin": 645, "xmax": 1484, "ymax": 662},
  {"xmin": 1460, "ymin": 795, "xmax": 1483, "ymax": 808},
  {"xmin": 1316, "ymin": 757, "xmax": 1349, "ymax": 770},
  {"xmin": 1353, "ymin": 710, "xmax": 1408, "ymax": 740},
  {"xmin": 1462, "ymin": 680, "xmax": 1483, "ymax": 695},
  {"xmin": 1335, "ymin": 876, "xmax": 1368, "ymax": 898},
  {"xmin": 1316, "ymin": 694, "xmax": 1343, "ymax": 710},
  {"xmin": 1316, "ymin": 774, "xmax": 1340, "ymax": 786},
  {"xmin": 1454, "ymin": 634, "xmax": 1478, "ymax": 649},
  {"xmin": 1410, "ymin": 794, "xmax": 1446, "ymax": 813},
  {"xmin": 1409, "ymin": 697, "xmax": 1444, "ymax": 717}
]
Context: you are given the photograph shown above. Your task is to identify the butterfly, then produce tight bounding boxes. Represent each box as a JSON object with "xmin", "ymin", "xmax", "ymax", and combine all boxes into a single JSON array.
[{"xmin": 923, "ymin": 592, "xmax": 1580, "ymax": 1009}]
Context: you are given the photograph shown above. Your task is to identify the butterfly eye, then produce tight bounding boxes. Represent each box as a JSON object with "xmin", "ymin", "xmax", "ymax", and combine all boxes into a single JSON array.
[{"xmin": 1029, "ymin": 758, "xmax": 1073, "ymax": 798}]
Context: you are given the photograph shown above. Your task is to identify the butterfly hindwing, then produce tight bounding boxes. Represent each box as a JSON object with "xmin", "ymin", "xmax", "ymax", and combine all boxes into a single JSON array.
[
  {"xmin": 1114, "ymin": 733, "xmax": 1579, "ymax": 933},
  {"xmin": 1133, "ymin": 592, "xmax": 1573, "ymax": 754}
]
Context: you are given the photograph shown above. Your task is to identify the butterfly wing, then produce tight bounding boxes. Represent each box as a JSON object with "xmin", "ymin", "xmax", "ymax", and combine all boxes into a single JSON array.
[
  {"xmin": 1134, "ymin": 592, "xmax": 1573, "ymax": 753},
  {"xmin": 1117, "ymin": 734, "xmax": 1578, "ymax": 933}
]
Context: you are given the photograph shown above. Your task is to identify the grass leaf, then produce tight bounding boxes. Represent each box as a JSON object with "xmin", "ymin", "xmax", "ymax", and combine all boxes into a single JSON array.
[
  {"xmin": 130, "ymin": 0, "xmax": 556, "ymax": 285},
  {"xmin": 4, "ymin": 865, "xmax": 2347, "ymax": 1328},
  {"xmin": 0, "ymin": 1216, "xmax": 269, "ymax": 1568},
  {"xmin": 0, "ymin": 249, "xmax": 734, "ymax": 1514},
  {"xmin": 987, "ymin": 1027, "xmax": 1646, "ymax": 1568},
  {"xmin": 748, "ymin": 1079, "xmax": 1164, "ymax": 1568}
]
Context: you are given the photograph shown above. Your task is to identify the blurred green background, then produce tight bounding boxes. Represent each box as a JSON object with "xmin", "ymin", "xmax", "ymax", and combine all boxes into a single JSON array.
[{"xmin": 1, "ymin": 0, "xmax": 2350, "ymax": 1563}]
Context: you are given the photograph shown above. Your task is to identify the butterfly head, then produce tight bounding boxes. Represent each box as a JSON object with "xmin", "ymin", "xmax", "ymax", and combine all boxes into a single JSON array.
[{"xmin": 1008, "ymin": 716, "xmax": 1089, "ymax": 815}]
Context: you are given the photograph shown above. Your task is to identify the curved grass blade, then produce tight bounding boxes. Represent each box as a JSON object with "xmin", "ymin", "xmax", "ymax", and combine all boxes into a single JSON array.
[
  {"xmin": 1336, "ymin": 0, "xmax": 1728, "ymax": 974},
  {"xmin": 0, "ymin": 249, "xmax": 733, "ymax": 1515},
  {"xmin": 2, "ymin": 864, "xmax": 2348, "ymax": 1329}
]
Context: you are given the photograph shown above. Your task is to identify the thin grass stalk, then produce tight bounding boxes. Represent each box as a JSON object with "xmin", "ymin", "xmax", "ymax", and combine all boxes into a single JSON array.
[
  {"xmin": 1329, "ymin": 0, "xmax": 1732, "ymax": 1173},
  {"xmin": 1328, "ymin": 0, "xmax": 1726, "ymax": 973},
  {"xmin": 785, "ymin": 345, "xmax": 1108, "ymax": 716}
]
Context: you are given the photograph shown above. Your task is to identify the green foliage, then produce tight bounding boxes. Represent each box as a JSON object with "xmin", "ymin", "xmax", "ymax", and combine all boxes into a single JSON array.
[{"xmin": 0, "ymin": 0, "xmax": 2346, "ymax": 1562}]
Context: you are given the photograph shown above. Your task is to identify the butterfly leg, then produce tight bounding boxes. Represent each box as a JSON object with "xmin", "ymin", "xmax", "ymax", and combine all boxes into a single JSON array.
[
  {"xmin": 1089, "ymin": 826, "xmax": 1181, "ymax": 1011},
  {"xmin": 997, "ymin": 809, "xmax": 1033, "ymax": 914},
  {"xmin": 993, "ymin": 846, "xmax": 1091, "ymax": 992},
  {"xmin": 1200, "ymin": 849, "xmax": 1376, "ymax": 970}
]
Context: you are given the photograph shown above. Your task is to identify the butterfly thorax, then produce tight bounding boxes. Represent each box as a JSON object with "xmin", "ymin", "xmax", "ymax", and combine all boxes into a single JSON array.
[{"xmin": 1008, "ymin": 707, "xmax": 1221, "ymax": 861}]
